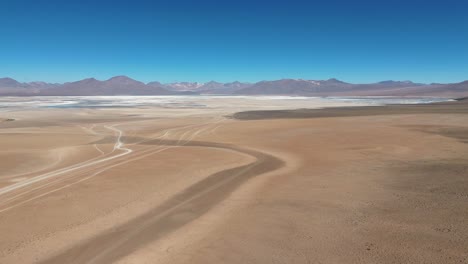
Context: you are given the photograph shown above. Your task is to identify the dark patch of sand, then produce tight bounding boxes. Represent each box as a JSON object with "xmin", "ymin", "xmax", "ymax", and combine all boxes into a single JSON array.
[
  {"xmin": 232, "ymin": 99, "xmax": 468, "ymax": 120},
  {"xmin": 365, "ymin": 159, "xmax": 468, "ymax": 263},
  {"xmin": 402, "ymin": 125, "xmax": 468, "ymax": 144}
]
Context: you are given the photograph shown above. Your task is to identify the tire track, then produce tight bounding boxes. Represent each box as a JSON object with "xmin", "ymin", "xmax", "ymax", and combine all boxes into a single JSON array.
[
  {"xmin": 40, "ymin": 140, "xmax": 284, "ymax": 264},
  {"xmin": 0, "ymin": 118, "xmax": 224, "ymax": 212}
]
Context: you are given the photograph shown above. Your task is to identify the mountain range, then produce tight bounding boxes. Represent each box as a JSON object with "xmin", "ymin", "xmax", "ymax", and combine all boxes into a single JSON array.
[{"xmin": 1, "ymin": 76, "xmax": 467, "ymax": 98}]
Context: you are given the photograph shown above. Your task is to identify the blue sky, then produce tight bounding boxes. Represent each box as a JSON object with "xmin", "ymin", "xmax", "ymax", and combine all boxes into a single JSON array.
[{"xmin": 1, "ymin": 0, "xmax": 467, "ymax": 84}]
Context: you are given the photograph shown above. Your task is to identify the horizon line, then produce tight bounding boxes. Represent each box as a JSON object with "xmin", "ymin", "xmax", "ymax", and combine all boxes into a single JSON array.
[{"xmin": 2, "ymin": 75, "xmax": 466, "ymax": 86}]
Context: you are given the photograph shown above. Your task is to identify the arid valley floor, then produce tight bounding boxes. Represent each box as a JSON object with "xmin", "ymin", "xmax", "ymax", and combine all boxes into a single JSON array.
[{"xmin": 0, "ymin": 97, "xmax": 467, "ymax": 263}]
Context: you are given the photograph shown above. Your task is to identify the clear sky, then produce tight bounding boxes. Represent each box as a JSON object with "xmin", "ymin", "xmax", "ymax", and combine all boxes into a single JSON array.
[{"xmin": 1, "ymin": 0, "xmax": 467, "ymax": 84}]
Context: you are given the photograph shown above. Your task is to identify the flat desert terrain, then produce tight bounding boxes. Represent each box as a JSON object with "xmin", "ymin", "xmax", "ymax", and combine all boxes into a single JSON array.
[{"xmin": 0, "ymin": 97, "xmax": 467, "ymax": 263}]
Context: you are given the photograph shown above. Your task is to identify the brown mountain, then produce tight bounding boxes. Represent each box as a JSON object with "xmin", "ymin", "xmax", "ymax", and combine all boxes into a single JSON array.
[
  {"xmin": 0, "ymin": 77, "xmax": 23, "ymax": 88},
  {"xmin": 1, "ymin": 76, "xmax": 467, "ymax": 97},
  {"xmin": 39, "ymin": 76, "xmax": 175, "ymax": 96},
  {"xmin": 0, "ymin": 78, "xmax": 58, "ymax": 95},
  {"xmin": 362, "ymin": 81, "xmax": 468, "ymax": 98},
  {"xmin": 234, "ymin": 78, "xmax": 354, "ymax": 95},
  {"xmin": 146, "ymin": 81, "xmax": 165, "ymax": 89},
  {"xmin": 234, "ymin": 79, "xmax": 468, "ymax": 97}
]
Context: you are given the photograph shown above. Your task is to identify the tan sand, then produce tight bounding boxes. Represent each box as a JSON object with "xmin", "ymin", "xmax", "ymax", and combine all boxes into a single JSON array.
[{"xmin": 0, "ymin": 100, "xmax": 467, "ymax": 263}]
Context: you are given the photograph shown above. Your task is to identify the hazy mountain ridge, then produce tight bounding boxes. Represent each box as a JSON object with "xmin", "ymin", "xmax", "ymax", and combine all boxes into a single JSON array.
[
  {"xmin": 0, "ymin": 76, "xmax": 467, "ymax": 97},
  {"xmin": 233, "ymin": 78, "xmax": 468, "ymax": 97},
  {"xmin": 158, "ymin": 81, "xmax": 251, "ymax": 93},
  {"xmin": 0, "ymin": 78, "xmax": 60, "ymax": 96},
  {"xmin": 4, "ymin": 76, "xmax": 175, "ymax": 96}
]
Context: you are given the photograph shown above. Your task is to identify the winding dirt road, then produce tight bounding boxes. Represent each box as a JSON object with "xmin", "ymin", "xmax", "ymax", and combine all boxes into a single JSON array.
[
  {"xmin": 0, "ymin": 116, "xmax": 284, "ymax": 263},
  {"xmin": 41, "ymin": 140, "xmax": 283, "ymax": 264},
  {"xmin": 0, "ymin": 118, "xmax": 224, "ymax": 213}
]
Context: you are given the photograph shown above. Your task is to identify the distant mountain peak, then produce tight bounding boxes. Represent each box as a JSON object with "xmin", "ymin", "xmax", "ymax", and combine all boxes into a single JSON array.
[
  {"xmin": 164, "ymin": 81, "xmax": 205, "ymax": 91},
  {"xmin": 0, "ymin": 77, "xmax": 22, "ymax": 87},
  {"xmin": 107, "ymin": 75, "xmax": 138, "ymax": 82},
  {"xmin": 324, "ymin": 78, "xmax": 349, "ymax": 84},
  {"xmin": 105, "ymin": 76, "xmax": 145, "ymax": 87},
  {"xmin": 206, "ymin": 80, "xmax": 222, "ymax": 85},
  {"xmin": 1, "ymin": 77, "xmax": 467, "ymax": 97},
  {"xmin": 68, "ymin": 78, "xmax": 99, "ymax": 85},
  {"xmin": 0, "ymin": 77, "xmax": 17, "ymax": 82},
  {"xmin": 108, "ymin": 75, "xmax": 130, "ymax": 80},
  {"xmin": 378, "ymin": 80, "xmax": 414, "ymax": 84}
]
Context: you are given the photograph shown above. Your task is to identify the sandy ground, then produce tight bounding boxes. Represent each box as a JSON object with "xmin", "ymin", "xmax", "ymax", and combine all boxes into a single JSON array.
[{"xmin": 0, "ymin": 99, "xmax": 467, "ymax": 263}]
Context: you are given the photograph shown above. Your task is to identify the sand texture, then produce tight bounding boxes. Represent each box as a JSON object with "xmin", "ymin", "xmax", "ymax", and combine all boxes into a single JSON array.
[{"xmin": 0, "ymin": 99, "xmax": 467, "ymax": 263}]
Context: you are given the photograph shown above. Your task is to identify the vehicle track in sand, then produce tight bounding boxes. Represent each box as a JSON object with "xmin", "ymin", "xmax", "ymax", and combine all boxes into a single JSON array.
[
  {"xmin": 40, "ymin": 139, "xmax": 284, "ymax": 264},
  {"xmin": 0, "ymin": 118, "xmax": 225, "ymax": 213},
  {"xmin": 0, "ymin": 116, "xmax": 285, "ymax": 264}
]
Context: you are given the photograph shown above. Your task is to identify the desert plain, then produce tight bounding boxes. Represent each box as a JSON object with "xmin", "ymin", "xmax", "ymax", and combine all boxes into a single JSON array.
[{"xmin": 0, "ymin": 96, "xmax": 467, "ymax": 263}]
